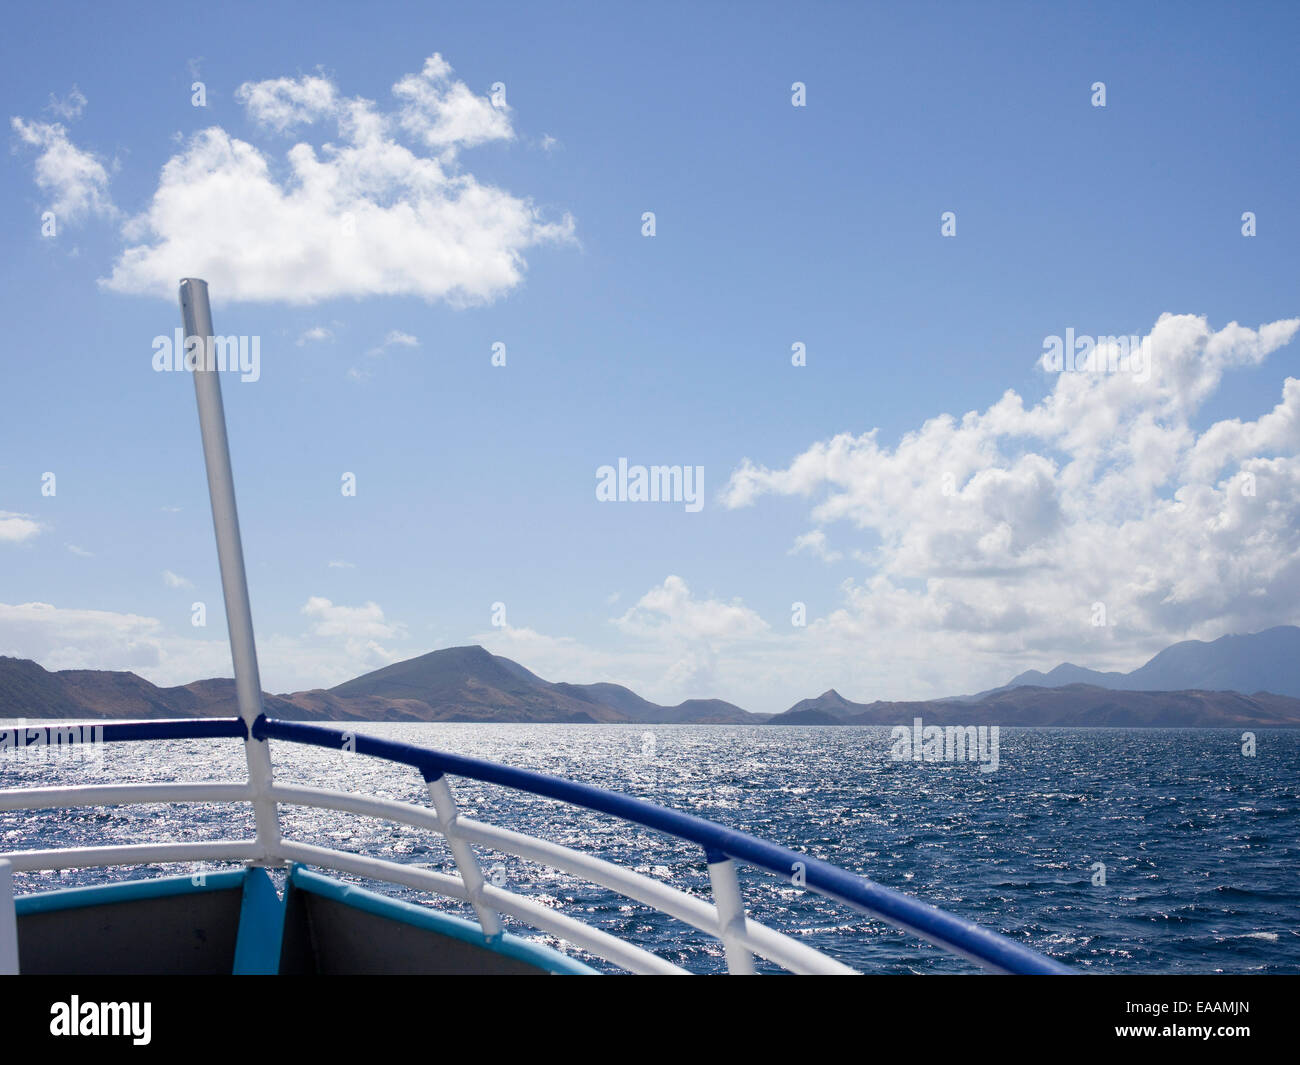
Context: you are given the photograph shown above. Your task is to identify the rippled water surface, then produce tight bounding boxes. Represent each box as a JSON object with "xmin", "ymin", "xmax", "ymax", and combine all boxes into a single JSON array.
[{"xmin": 3, "ymin": 724, "xmax": 1297, "ymax": 973}]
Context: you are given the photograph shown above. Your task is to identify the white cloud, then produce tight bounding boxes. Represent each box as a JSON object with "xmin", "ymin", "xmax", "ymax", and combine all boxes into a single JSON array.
[
  {"xmin": 296, "ymin": 597, "xmax": 407, "ymax": 677},
  {"xmin": 555, "ymin": 576, "xmax": 770, "ymax": 697},
  {"xmin": 720, "ymin": 313, "xmax": 1300, "ymax": 679},
  {"xmin": 392, "ymin": 54, "xmax": 513, "ymax": 154},
  {"xmin": 790, "ymin": 529, "xmax": 842, "ymax": 562},
  {"xmin": 0, "ymin": 597, "xmax": 412, "ymax": 692},
  {"xmin": 66, "ymin": 544, "xmax": 92, "ymax": 557},
  {"xmin": 296, "ymin": 325, "xmax": 334, "ymax": 345},
  {"xmin": 235, "ymin": 74, "xmax": 337, "ymax": 132},
  {"xmin": 613, "ymin": 576, "xmax": 770, "ymax": 642},
  {"xmin": 0, "ymin": 512, "xmax": 42, "ymax": 544},
  {"xmin": 100, "ymin": 55, "xmax": 572, "ymax": 304},
  {"xmin": 0, "ymin": 601, "xmax": 231, "ymax": 684},
  {"xmin": 365, "ymin": 328, "xmax": 420, "ymax": 358},
  {"xmin": 471, "ymin": 577, "xmax": 776, "ymax": 705},
  {"xmin": 10, "ymin": 116, "xmax": 115, "ymax": 221},
  {"xmin": 47, "ymin": 87, "xmax": 87, "ymax": 120},
  {"xmin": 327, "ymin": 559, "xmax": 356, "ymax": 569},
  {"xmin": 162, "ymin": 570, "xmax": 193, "ymax": 589},
  {"xmin": 302, "ymin": 596, "xmax": 402, "ymax": 638}
]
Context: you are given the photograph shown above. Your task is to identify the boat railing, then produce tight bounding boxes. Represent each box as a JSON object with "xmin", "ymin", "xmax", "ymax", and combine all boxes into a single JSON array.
[{"xmin": 0, "ymin": 716, "xmax": 1071, "ymax": 975}]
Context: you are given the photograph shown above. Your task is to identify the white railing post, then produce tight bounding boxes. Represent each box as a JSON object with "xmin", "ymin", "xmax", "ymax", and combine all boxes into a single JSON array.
[
  {"xmin": 707, "ymin": 855, "xmax": 756, "ymax": 974},
  {"xmin": 179, "ymin": 279, "xmax": 280, "ymax": 864},
  {"xmin": 0, "ymin": 858, "xmax": 18, "ymax": 974},
  {"xmin": 425, "ymin": 776, "xmax": 503, "ymax": 940}
]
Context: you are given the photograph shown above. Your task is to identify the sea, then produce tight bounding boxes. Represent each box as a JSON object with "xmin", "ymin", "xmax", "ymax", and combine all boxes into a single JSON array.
[{"xmin": 2, "ymin": 724, "xmax": 1297, "ymax": 974}]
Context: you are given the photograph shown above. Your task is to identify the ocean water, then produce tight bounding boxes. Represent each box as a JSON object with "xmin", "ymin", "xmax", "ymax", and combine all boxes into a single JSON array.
[{"xmin": 2, "ymin": 724, "xmax": 1297, "ymax": 974}]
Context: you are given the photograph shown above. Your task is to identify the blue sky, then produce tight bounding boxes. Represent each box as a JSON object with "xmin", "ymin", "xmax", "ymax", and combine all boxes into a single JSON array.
[{"xmin": 2, "ymin": 1, "xmax": 1298, "ymax": 712}]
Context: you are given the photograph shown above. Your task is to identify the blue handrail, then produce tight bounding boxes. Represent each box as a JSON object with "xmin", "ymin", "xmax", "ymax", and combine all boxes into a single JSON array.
[{"xmin": 27, "ymin": 715, "xmax": 1072, "ymax": 974}]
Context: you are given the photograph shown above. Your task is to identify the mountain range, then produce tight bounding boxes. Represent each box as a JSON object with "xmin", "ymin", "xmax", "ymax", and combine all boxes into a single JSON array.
[
  {"xmin": 770, "ymin": 683, "xmax": 1300, "ymax": 728},
  {"xmin": 1, "ymin": 626, "xmax": 1298, "ymax": 726},
  {"xmin": 0, "ymin": 645, "xmax": 761, "ymax": 725},
  {"xmin": 983, "ymin": 626, "xmax": 1300, "ymax": 699}
]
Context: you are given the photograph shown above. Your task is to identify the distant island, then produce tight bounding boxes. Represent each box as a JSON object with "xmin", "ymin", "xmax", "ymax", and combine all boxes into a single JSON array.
[{"xmin": 2, "ymin": 626, "xmax": 1299, "ymax": 727}]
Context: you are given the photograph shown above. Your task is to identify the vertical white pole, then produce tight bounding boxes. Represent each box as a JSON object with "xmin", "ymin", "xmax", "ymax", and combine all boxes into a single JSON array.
[
  {"xmin": 708, "ymin": 856, "xmax": 756, "ymax": 974},
  {"xmin": 0, "ymin": 858, "xmax": 18, "ymax": 974},
  {"xmin": 426, "ymin": 776, "xmax": 503, "ymax": 939},
  {"xmin": 179, "ymin": 279, "xmax": 279, "ymax": 863}
]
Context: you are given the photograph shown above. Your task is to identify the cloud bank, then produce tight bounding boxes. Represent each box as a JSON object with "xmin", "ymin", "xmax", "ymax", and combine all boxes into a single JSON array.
[{"xmin": 721, "ymin": 314, "xmax": 1300, "ymax": 659}]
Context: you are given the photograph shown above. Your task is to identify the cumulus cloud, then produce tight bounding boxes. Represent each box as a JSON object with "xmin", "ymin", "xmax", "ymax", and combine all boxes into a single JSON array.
[
  {"xmin": 301, "ymin": 596, "xmax": 402, "ymax": 638},
  {"xmin": 235, "ymin": 74, "xmax": 337, "ymax": 132},
  {"xmin": 300, "ymin": 596, "xmax": 406, "ymax": 669},
  {"xmin": 613, "ymin": 575, "xmax": 770, "ymax": 642},
  {"xmin": 721, "ymin": 313, "xmax": 1300, "ymax": 666},
  {"xmin": 604, "ymin": 576, "xmax": 771, "ymax": 695},
  {"xmin": 10, "ymin": 116, "xmax": 115, "ymax": 221},
  {"xmin": 392, "ymin": 54, "xmax": 513, "ymax": 154},
  {"xmin": 99, "ymin": 54, "xmax": 572, "ymax": 303}
]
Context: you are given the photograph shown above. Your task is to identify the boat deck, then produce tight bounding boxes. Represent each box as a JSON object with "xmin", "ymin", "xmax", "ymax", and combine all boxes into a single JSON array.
[{"xmin": 14, "ymin": 865, "xmax": 590, "ymax": 975}]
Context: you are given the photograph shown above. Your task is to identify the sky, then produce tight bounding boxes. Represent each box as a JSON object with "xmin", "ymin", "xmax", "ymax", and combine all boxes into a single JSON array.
[{"xmin": 1, "ymin": 1, "xmax": 1298, "ymax": 713}]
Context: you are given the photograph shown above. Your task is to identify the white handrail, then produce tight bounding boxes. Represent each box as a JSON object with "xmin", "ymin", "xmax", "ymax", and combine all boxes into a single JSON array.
[
  {"xmin": 4, "ymin": 840, "xmax": 261, "ymax": 871},
  {"xmin": 273, "ymin": 782, "xmax": 850, "ymax": 973},
  {"xmin": 0, "ymin": 782, "xmax": 251, "ymax": 811},
  {"xmin": 452, "ymin": 815, "xmax": 852, "ymax": 974},
  {"xmin": 0, "ymin": 780, "xmax": 856, "ymax": 973}
]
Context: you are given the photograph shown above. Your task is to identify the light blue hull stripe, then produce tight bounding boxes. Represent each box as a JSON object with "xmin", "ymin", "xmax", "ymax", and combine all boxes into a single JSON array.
[
  {"xmin": 233, "ymin": 867, "xmax": 286, "ymax": 974},
  {"xmin": 15, "ymin": 869, "xmax": 245, "ymax": 916}
]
